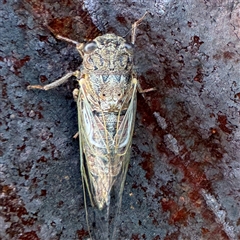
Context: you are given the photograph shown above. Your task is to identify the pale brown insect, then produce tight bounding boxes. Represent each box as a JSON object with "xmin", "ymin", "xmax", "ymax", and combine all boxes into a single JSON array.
[{"xmin": 28, "ymin": 12, "xmax": 154, "ymax": 239}]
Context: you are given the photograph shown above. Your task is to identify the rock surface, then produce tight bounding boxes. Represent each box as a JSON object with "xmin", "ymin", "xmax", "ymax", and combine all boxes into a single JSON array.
[{"xmin": 1, "ymin": 0, "xmax": 240, "ymax": 239}]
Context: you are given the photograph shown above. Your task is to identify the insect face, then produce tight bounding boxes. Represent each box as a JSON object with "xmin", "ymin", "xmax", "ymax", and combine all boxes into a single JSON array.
[{"xmin": 82, "ymin": 34, "xmax": 134, "ymax": 74}]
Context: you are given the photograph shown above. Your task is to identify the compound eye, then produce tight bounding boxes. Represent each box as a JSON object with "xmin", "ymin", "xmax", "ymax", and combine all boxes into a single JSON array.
[{"xmin": 84, "ymin": 41, "xmax": 97, "ymax": 54}]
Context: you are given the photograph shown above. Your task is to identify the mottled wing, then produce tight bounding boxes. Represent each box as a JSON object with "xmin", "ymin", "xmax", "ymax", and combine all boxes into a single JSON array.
[{"xmin": 76, "ymin": 76, "xmax": 137, "ymax": 239}]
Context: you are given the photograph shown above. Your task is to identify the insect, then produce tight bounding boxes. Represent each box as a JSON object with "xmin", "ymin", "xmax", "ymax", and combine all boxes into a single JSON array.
[{"xmin": 27, "ymin": 12, "xmax": 153, "ymax": 239}]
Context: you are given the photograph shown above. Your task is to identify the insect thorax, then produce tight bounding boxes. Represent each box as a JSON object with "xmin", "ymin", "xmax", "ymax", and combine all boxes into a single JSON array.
[{"xmin": 87, "ymin": 74, "xmax": 131, "ymax": 111}]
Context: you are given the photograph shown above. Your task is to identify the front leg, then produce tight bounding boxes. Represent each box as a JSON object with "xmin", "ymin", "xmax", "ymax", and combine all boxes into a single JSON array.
[
  {"xmin": 137, "ymin": 80, "xmax": 156, "ymax": 102},
  {"xmin": 137, "ymin": 82, "xmax": 156, "ymax": 94},
  {"xmin": 72, "ymin": 88, "xmax": 79, "ymax": 102},
  {"xmin": 131, "ymin": 11, "xmax": 149, "ymax": 45},
  {"xmin": 27, "ymin": 70, "xmax": 81, "ymax": 91}
]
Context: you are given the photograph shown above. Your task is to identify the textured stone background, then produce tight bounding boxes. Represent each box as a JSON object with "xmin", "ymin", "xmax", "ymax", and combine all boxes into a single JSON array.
[{"xmin": 1, "ymin": 0, "xmax": 240, "ymax": 239}]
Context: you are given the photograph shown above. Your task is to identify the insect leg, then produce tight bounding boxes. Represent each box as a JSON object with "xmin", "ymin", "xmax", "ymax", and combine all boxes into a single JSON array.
[
  {"xmin": 54, "ymin": 35, "xmax": 80, "ymax": 46},
  {"xmin": 137, "ymin": 81, "xmax": 156, "ymax": 101},
  {"xmin": 45, "ymin": 25, "xmax": 80, "ymax": 45},
  {"xmin": 27, "ymin": 70, "xmax": 81, "ymax": 91},
  {"xmin": 72, "ymin": 88, "xmax": 79, "ymax": 102},
  {"xmin": 54, "ymin": 34, "xmax": 85, "ymax": 56},
  {"xmin": 72, "ymin": 88, "xmax": 80, "ymax": 139},
  {"xmin": 137, "ymin": 83, "xmax": 156, "ymax": 93},
  {"xmin": 46, "ymin": 25, "xmax": 85, "ymax": 57},
  {"xmin": 73, "ymin": 132, "xmax": 79, "ymax": 139},
  {"xmin": 131, "ymin": 11, "xmax": 149, "ymax": 44}
]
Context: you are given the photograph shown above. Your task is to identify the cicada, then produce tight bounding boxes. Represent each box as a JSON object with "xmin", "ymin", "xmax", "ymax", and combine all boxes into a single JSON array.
[{"xmin": 28, "ymin": 12, "xmax": 152, "ymax": 239}]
